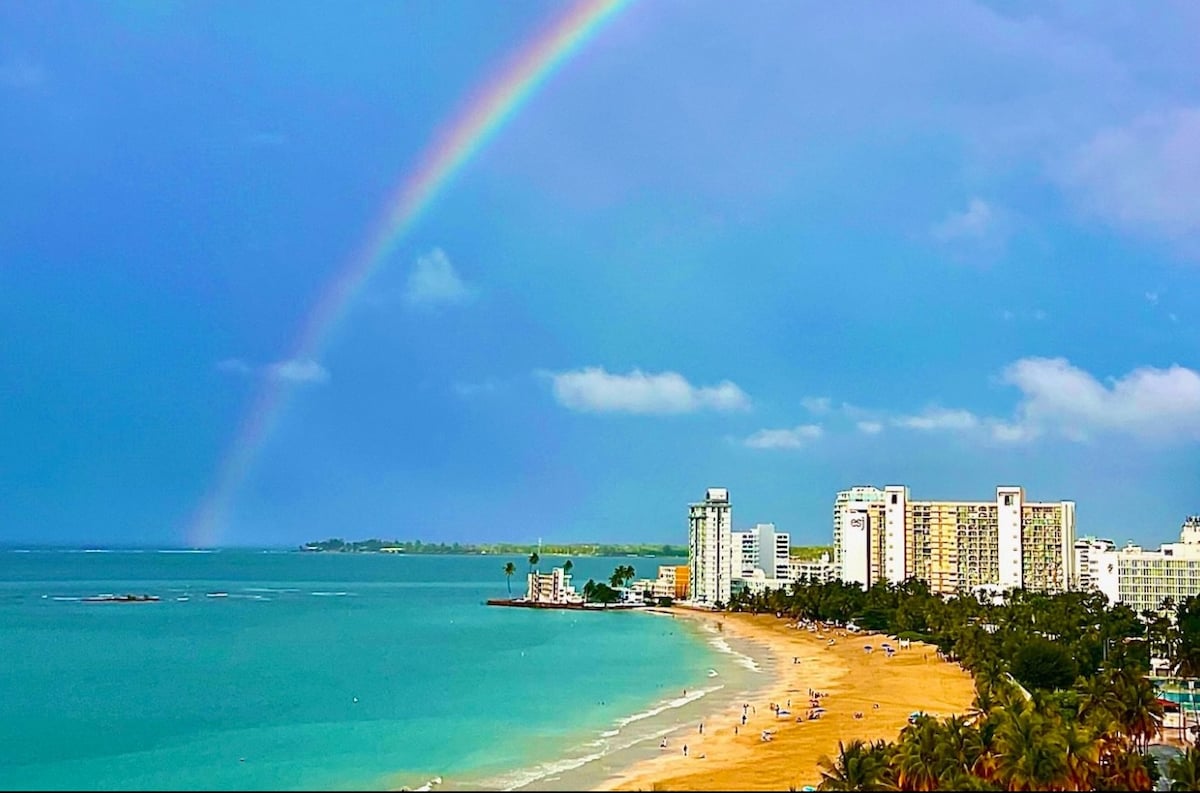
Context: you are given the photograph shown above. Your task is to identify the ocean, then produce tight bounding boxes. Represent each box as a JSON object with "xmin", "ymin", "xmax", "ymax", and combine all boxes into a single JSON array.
[{"xmin": 0, "ymin": 551, "xmax": 764, "ymax": 791}]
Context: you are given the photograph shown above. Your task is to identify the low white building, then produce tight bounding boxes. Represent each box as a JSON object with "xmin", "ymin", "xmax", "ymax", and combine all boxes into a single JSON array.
[
  {"xmin": 651, "ymin": 565, "xmax": 689, "ymax": 600},
  {"xmin": 630, "ymin": 578, "xmax": 657, "ymax": 598},
  {"xmin": 788, "ymin": 552, "xmax": 836, "ymax": 585},
  {"xmin": 733, "ymin": 569, "xmax": 791, "ymax": 596},
  {"xmin": 526, "ymin": 567, "xmax": 581, "ymax": 604},
  {"xmin": 1094, "ymin": 516, "xmax": 1200, "ymax": 615}
]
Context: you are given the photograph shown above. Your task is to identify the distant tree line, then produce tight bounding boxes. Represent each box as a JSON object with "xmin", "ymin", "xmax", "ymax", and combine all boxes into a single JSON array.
[
  {"xmin": 301, "ymin": 538, "xmax": 688, "ymax": 557},
  {"xmin": 790, "ymin": 545, "xmax": 834, "ymax": 560}
]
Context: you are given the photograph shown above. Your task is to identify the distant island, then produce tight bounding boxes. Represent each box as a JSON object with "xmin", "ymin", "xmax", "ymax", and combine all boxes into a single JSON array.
[
  {"xmin": 299, "ymin": 538, "xmax": 688, "ymax": 556},
  {"xmin": 300, "ymin": 538, "xmax": 832, "ymax": 559}
]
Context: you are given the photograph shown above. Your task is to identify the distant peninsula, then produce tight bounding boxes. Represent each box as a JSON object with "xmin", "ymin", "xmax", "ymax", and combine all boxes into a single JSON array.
[
  {"xmin": 299, "ymin": 538, "xmax": 689, "ymax": 557},
  {"xmin": 299, "ymin": 538, "xmax": 831, "ymax": 559}
]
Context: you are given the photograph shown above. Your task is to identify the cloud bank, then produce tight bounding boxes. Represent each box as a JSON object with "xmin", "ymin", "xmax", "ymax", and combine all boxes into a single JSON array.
[
  {"xmin": 743, "ymin": 424, "xmax": 823, "ymax": 449},
  {"xmin": 545, "ymin": 367, "xmax": 750, "ymax": 414}
]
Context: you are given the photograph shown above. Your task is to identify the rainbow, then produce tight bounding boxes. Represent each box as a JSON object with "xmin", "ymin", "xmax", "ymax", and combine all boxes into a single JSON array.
[{"xmin": 186, "ymin": 0, "xmax": 632, "ymax": 547}]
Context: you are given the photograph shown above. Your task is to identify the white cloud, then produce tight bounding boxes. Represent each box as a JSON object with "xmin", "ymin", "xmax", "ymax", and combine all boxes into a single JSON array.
[
  {"xmin": 1059, "ymin": 108, "xmax": 1200, "ymax": 249},
  {"xmin": 268, "ymin": 359, "xmax": 329, "ymax": 384},
  {"xmin": 988, "ymin": 421, "xmax": 1041, "ymax": 444},
  {"xmin": 929, "ymin": 198, "xmax": 1010, "ymax": 262},
  {"xmin": 1145, "ymin": 291, "xmax": 1160, "ymax": 304},
  {"xmin": 1001, "ymin": 309, "xmax": 1015, "ymax": 321},
  {"xmin": 404, "ymin": 248, "xmax": 474, "ymax": 307},
  {"xmin": 931, "ymin": 198, "xmax": 996, "ymax": 243},
  {"xmin": 823, "ymin": 358, "xmax": 1200, "ymax": 446},
  {"xmin": 892, "ymin": 407, "xmax": 981, "ymax": 431},
  {"xmin": 801, "ymin": 396, "xmax": 833, "ymax": 414},
  {"xmin": 0, "ymin": 57, "xmax": 45, "ymax": 89},
  {"xmin": 744, "ymin": 424, "xmax": 823, "ymax": 449},
  {"xmin": 217, "ymin": 357, "xmax": 329, "ymax": 385},
  {"xmin": 995, "ymin": 357, "xmax": 1200, "ymax": 442},
  {"xmin": 544, "ymin": 367, "xmax": 751, "ymax": 414}
]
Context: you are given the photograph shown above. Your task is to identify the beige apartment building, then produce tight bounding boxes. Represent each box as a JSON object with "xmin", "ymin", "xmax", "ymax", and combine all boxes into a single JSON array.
[{"xmin": 836, "ymin": 485, "xmax": 1075, "ymax": 596}]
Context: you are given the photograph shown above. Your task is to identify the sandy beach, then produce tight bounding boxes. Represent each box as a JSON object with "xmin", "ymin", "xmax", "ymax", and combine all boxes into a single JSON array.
[{"xmin": 594, "ymin": 609, "xmax": 976, "ymax": 792}]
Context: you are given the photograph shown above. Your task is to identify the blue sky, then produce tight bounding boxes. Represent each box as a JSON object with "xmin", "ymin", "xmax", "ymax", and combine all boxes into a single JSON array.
[{"xmin": 2, "ymin": 1, "xmax": 1198, "ymax": 548}]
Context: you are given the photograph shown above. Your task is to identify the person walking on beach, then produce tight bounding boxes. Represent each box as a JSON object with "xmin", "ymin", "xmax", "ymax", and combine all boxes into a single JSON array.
[
  {"xmin": 683, "ymin": 745, "xmax": 688, "ymax": 757},
  {"xmin": 698, "ymin": 722, "xmax": 703, "ymax": 734},
  {"xmin": 741, "ymin": 713, "xmax": 747, "ymax": 725}
]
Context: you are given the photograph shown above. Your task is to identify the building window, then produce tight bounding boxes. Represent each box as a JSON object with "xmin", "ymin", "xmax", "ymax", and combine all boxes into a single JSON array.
[{"xmin": 1004, "ymin": 495, "xmax": 1013, "ymax": 506}]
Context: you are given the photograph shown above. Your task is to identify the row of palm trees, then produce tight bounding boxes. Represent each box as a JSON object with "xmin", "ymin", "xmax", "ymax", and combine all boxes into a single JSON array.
[
  {"xmin": 718, "ymin": 577, "xmax": 1200, "ymax": 790},
  {"xmin": 818, "ymin": 664, "xmax": 1196, "ymax": 791}
]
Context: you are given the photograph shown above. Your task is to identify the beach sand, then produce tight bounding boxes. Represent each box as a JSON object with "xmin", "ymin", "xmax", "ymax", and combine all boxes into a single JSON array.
[{"xmin": 594, "ymin": 610, "xmax": 976, "ymax": 791}]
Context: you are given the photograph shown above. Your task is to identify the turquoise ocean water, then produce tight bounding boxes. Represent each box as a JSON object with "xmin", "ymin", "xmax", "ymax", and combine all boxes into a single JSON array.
[{"xmin": 0, "ymin": 551, "xmax": 761, "ymax": 791}]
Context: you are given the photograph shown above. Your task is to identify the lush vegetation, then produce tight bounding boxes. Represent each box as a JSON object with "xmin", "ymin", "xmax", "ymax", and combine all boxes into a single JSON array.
[
  {"xmin": 301, "ymin": 538, "xmax": 687, "ymax": 556},
  {"xmin": 724, "ymin": 578, "xmax": 1200, "ymax": 791},
  {"xmin": 790, "ymin": 544, "xmax": 834, "ymax": 560},
  {"xmin": 581, "ymin": 579, "xmax": 621, "ymax": 605}
]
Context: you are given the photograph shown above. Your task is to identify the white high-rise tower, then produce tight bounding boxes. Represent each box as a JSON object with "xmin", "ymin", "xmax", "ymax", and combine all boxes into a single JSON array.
[{"xmin": 689, "ymin": 488, "xmax": 733, "ymax": 606}]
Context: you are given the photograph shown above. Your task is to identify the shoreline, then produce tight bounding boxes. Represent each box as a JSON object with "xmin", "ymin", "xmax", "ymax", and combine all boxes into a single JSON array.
[
  {"xmin": 423, "ymin": 607, "xmax": 773, "ymax": 793},
  {"xmin": 592, "ymin": 610, "xmax": 977, "ymax": 791}
]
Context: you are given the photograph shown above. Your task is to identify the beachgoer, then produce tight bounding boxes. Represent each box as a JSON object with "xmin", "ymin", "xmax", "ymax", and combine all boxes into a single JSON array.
[
  {"xmin": 683, "ymin": 745, "xmax": 688, "ymax": 757},
  {"xmin": 698, "ymin": 723, "xmax": 703, "ymax": 734},
  {"xmin": 741, "ymin": 714, "xmax": 747, "ymax": 725},
  {"xmin": 734, "ymin": 726, "xmax": 738, "ymax": 735}
]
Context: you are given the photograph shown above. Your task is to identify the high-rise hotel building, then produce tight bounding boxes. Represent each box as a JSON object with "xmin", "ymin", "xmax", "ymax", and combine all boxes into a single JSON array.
[
  {"xmin": 836, "ymin": 485, "xmax": 1075, "ymax": 595},
  {"xmin": 688, "ymin": 488, "xmax": 733, "ymax": 606},
  {"xmin": 832, "ymin": 486, "xmax": 887, "ymax": 568},
  {"xmin": 1093, "ymin": 516, "xmax": 1200, "ymax": 616}
]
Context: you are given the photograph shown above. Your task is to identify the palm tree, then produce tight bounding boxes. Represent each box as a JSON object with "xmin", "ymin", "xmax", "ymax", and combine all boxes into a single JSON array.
[
  {"xmin": 893, "ymin": 717, "xmax": 943, "ymax": 790},
  {"xmin": 993, "ymin": 707, "xmax": 1069, "ymax": 791},
  {"xmin": 937, "ymin": 715, "xmax": 984, "ymax": 782},
  {"xmin": 817, "ymin": 739, "xmax": 888, "ymax": 791},
  {"xmin": 503, "ymin": 562, "xmax": 516, "ymax": 595},
  {"xmin": 1104, "ymin": 665, "xmax": 1164, "ymax": 753},
  {"xmin": 563, "ymin": 559, "xmax": 573, "ymax": 580},
  {"xmin": 1168, "ymin": 746, "xmax": 1200, "ymax": 791},
  {"xmin": 528, "ymin": 551, "xmax": 540, "ymax": 574},
  {"xmin": 1060, "ymin": 720, "xmax": 1101, "ymax": 791}
]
